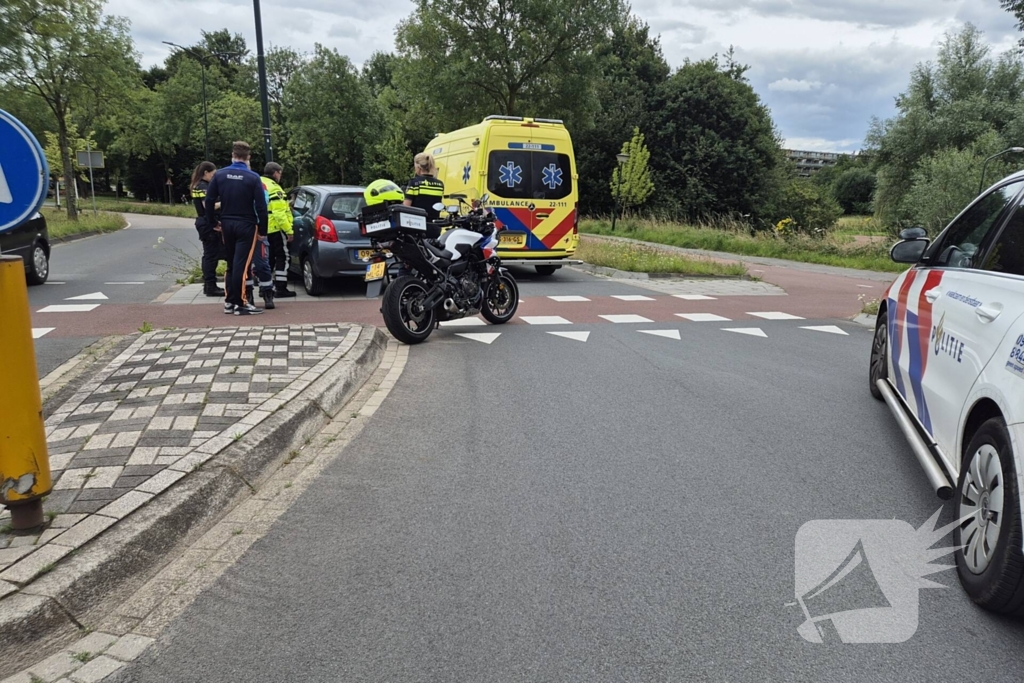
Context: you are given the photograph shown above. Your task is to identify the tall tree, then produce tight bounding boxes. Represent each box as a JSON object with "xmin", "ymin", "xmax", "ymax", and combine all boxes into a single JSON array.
[
  {"xmin": 866, "ymin": 24, "xmax": 1024, "ymax": 226},
  {"xmin": 647, "ymin": 54, "xmax": 783, "ymax": 222},
  {"xmin": 394, "ymin": 0, "xmax": 623, "ymax": 130},
  {"xmin": 0, "ymin": 0, "xmax": 138, "ymax": 220},
  {"xmin": 282, "ymin": 45, "xmax": 375, "ymax": 184},
  {"xmin": 611, "ymin": 126, "xmax": 654, "ymax": 213}
]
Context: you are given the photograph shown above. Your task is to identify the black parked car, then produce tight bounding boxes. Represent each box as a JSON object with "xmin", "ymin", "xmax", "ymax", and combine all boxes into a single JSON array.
[
  {"xmin": 0, "ymin": 212, "xmax": 50, "ymax": 285},
  {"xmin": 286, "ymin": 184, "xmax": 383, "ymax": 295}
]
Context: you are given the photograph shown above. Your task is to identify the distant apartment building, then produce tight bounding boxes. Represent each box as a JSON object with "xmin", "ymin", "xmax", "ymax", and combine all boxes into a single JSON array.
[{"xmin": 784, "ymin": 149, "xmax": 849, "ymax": 176}]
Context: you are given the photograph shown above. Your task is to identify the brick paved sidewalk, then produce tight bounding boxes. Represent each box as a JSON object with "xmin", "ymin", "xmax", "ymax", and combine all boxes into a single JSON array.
[{"xmin": 0, "ymin": 323, "xmax": 363, "ymax": 601}]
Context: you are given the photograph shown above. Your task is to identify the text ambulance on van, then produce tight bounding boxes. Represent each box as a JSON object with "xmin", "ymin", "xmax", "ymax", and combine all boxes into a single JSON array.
[{"xmin": 424, "ymin": 115, "xmax": 579, "ymax": 276}]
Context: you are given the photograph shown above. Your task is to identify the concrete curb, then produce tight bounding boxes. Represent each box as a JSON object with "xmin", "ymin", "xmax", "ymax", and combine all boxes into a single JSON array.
[
  {"xmin": 569, "ymin": 261, "xmax": 749, "ymax": 281},
  {"xmin": 0, "ymin": 325, "xmax": 387, "ymax": 676},
  {"xmin": 852, "ymin": 313, "xmax": 877, "ymax": 329}
]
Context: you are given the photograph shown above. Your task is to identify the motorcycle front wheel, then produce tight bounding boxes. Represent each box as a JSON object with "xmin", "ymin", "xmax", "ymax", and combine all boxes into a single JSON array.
[
  {"xmin": 480, "ymin": 272, "xmax": 519, "ymax": 324},
  {"xmin": 382, "ymin": 276, "xmax": 436, "ymax": 344}
]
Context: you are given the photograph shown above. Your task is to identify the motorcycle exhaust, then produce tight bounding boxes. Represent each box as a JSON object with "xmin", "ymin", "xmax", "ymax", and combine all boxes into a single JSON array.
[{"xmin": 443, "ymin": 298, "xmax": 459, "ymax": 315}]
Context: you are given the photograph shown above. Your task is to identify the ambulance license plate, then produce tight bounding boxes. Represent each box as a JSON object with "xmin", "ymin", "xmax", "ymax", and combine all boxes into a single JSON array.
[{"xmin": 499, "ymin": 233, "xmax": 527, "ymax": 248}]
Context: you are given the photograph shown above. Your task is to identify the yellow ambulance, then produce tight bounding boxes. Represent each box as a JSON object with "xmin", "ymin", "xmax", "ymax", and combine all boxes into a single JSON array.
[{"xmin": 425, "ymin": 115, "xmax": 580, "ymax": 275}]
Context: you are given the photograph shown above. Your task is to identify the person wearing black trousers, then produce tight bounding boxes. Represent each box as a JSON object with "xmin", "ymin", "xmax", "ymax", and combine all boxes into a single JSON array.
[{"xmin": 189, "ymin": 161, "xmax": 225, "ymax": 297}]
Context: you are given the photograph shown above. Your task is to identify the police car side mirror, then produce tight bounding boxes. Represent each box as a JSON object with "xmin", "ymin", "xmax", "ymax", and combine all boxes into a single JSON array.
[
  {"xmin": 898, "ymin": 227, "xmax": 927, "ymax": 240},
  {"xmin": 891, "ymin": 238, "xmax": 930, "ymax": 264}
]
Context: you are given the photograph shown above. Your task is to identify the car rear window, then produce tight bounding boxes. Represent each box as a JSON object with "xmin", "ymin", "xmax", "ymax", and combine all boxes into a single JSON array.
[
  {"xmin": 487, "ymin": 151, "xmax": 572, "ymax": 201},
  {"xmin": 321, "ymin": 194, "xmax": 365, "ymax": 221}
]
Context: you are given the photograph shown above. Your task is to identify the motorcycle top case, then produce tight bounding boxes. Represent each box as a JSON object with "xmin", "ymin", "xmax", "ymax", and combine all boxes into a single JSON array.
[{"xmin": 359, "ymin": 204, "xmax": 434, "ymax": 239}]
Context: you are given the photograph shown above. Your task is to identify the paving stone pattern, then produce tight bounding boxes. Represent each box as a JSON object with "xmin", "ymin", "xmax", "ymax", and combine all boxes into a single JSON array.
[{"xmin": 0, "ymin": 324, "xmax": 358, "ymax": 592}]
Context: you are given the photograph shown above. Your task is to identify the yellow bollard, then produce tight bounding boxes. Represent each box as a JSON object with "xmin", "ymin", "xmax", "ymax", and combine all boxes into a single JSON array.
[{"xmin": 0, "ymin": 254, "xmax": 51, "ymax": 529}]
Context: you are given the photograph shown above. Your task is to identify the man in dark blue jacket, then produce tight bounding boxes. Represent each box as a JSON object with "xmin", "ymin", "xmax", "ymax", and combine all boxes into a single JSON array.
[{"xmin": 205, "ymin": 141, "xmax": 269, "ymax": 316}]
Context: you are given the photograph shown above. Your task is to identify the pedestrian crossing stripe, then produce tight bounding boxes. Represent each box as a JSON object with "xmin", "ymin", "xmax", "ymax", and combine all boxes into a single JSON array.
[
  {"xmin": 801, "ymin": 325, "xmax": 849, "ymax": 336},
  {"xmin": 65, "ymin": 292, "xmax": 108, "ymax": 301},
  {"xmin": 748, "ymin": 312, "xmax": 803, "ymax": 320},
  {"xmin": 37, "ymin": 304, "xmax": 100, "ymax": 313},
  {"xmin": 439, "ymin": 317, "xmax": 486, "ymax": 327},
  {"xmin": 32, "ymin": 327, "xmax": 55, "ymax": 339},
  {"xmin": 548, "ymin": 331, "xmax": 590, "ymax": 342},
  {"xmin": 676, "ymin": 313, "xmax": 731, "ymax": 322},
  {"xmin": 611, "ymin": 295, "xmax": 655, "ymax": 301},
  {"xmin": 600, "ymin": 314, "xmax": 653, "ymax": 323},
  {"xmin": 723, "ymin": 327, "xmax": 767, "ymax": 338},
  {"xmin": 638, "ymin": 330, "xmax": 681, "ymax": 340},
  {"xmin": 521, "ymin": 316, "xmax": 572, "ymax": 325},
  {"xmin": 455, "ymin": 333, "xmax": 501, "ymax": 344},
  {"xmin": 547, "ymin": 296, "xmax": 589, "ymax": 302}
]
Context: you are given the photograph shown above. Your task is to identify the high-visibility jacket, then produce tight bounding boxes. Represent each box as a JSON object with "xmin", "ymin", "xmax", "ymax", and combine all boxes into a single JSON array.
[{"xmin": 261, "ymin": 176, "xmax": 294, "ymax": 235}]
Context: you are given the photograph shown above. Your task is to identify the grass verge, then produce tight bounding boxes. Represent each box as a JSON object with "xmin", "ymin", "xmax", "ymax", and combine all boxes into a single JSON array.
[
  {"xmin": 577, "ymin": 239, "xmax": 747, "ymax": 277},
  {"xmin": 42, "ymin": 207, "xmax": 127, "ymax": 240},
  {"xmin": 581, "ymin": 218, "xmax": 903, "ymax": 273},
  {"xmin": 835, "ymin": 215, "xmax": 889, "ymax": 237},
  {"xmin": 89, "ymin": 197, "xmax": 195, "ymax": 218}
]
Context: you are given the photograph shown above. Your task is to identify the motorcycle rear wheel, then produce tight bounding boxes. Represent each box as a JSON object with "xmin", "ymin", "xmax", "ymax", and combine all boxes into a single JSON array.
[
  {"xmin": 480, "ymin": 272, "xmax": 519, "ymax": 325},
  {"xmin": 382, "ymin": 276, "xmax": 436, "ymax": 344}
]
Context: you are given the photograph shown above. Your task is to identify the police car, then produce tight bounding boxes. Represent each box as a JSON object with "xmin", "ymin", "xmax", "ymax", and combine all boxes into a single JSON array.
[{"xmin": 870, "ymin": 172, "xmax": 1024, "ymax": 614}]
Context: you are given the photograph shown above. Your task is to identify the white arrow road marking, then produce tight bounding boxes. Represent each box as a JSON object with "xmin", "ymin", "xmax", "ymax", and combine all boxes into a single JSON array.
[
  {"xmin": 521, "ymin": 316, "xmax": 572, "ymax": 325},
  {"xmin": 547, "ymin": 295, "xmax": 590, "ymax": 302},
  {"xmin": 439, "ymin": 317, "xmax": 486, "ymax": 327},
  {"xmin": 723, "ymin": 327, "xmax": 768, "ymax": 338},
  {"xmin": 673, "ymin": 294, "xmax": 717, "ymax": 301},
  {"xmin": 455, "ymin": 332, "xmax": 501, "ymax": 344},
  {"xmin": 638, "ymin": 329, "xmax": 681, "ymax": 340},
  {"xmin": 611, "ymin": 295, "xmax": 655, "ymax": 301},
  {"xmin": 548, "ymin": 331, "xmax": 590, "ymax": 342},
  {"xmin": 747, "ymin": 311, "xmax": 804, "ymax": 320},
  {"xmin": 32, "ymin": 328, "xmax": 55, "ymax": 339},
  {"xmin": 676, "ymin": 313, "xmax": 731, "ymax": 322},
  {"xmin": 65, "ymin": 292, "xmax": 108, "ymax": 301},
  {"xmin": 600, "ymin": 314, "xmax": 653, "ymax": 323},
  {"xmin": 0, "ymin": 161, "xmax": 12, "ymax": 204},
  {"xmin": 37, "ymin": 304, "xmax": 100, "ymax": 313},
  {"xmin": 801, "ymin": 325, "xmax": 849, "ymax": 336}
]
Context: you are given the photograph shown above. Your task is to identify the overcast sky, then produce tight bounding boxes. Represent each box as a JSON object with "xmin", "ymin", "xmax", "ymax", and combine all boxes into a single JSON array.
[{"xmin": 108, "ymin": 0, "xmax": 1021, "ymax": 152}]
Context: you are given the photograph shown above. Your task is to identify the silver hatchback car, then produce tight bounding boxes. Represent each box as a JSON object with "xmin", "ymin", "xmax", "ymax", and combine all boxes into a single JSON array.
[{"xmin": 286, "ymin": 184, "xmax": 377, "ymax": 295}]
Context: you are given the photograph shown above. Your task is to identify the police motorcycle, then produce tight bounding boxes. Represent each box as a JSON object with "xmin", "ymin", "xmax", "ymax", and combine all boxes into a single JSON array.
[{"xmin": 358, "ymin": 180, "xmax": 519, "ymax": 344}]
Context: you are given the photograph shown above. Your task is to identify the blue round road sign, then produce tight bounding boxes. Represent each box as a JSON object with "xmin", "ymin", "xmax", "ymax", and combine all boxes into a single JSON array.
[{"xmin": 0, "ymin": 109, "xmax": 49, "ymax": 234}]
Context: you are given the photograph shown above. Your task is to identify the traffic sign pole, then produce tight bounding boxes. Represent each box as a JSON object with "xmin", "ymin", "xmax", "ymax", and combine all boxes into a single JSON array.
[
  {"xmin": 0, "ymin": 109, "xmax": 53, "ymax": 529},
  {"xmin": 87, "ymin": 140, "xmax": 97, "ymax": 216}
]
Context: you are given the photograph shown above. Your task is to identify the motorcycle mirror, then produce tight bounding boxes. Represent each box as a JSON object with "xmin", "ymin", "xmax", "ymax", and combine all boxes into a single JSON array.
[
  {"xmin": 433, "ymin": 202, "xmax": 445, "ymax": 212},
  {"xmin": 446, "ymin": 205, "xmax": 460, "ymax": 214},
  {"xmin": 480, "ymin": 193, "xmax": 490, "ymax": 204}
]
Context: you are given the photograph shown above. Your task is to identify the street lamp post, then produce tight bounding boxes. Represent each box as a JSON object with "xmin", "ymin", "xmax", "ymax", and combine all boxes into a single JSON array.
[
  {"xmin": 611, "ymin": 152, "xmax": 630, "ymax": 232},
  {"xmin": 253, "ymin": 0, "xmax": 274, "ymax": 163},
  {"xmin": 979, "ymin": 147, "xmax": 1024, "ymax": 195}
]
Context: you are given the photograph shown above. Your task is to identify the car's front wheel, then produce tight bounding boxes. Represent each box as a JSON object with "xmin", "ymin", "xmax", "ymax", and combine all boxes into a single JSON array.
[
  {"xmin": 954, "ymin": 417, "xmax": 1024, "ymax": 614},
  {"xmin": 869, "ymin": 310, "xmax": 888, "ymax": 400},
  {"xmin": 26, "ymin": 242, "xmax": 49, "ymax": 285}
]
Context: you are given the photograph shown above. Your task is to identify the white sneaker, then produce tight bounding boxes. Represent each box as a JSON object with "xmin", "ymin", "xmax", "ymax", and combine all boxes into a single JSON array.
[{"xmin": 223, "ymin": 303, "xmax": 236, "ymax": 314}]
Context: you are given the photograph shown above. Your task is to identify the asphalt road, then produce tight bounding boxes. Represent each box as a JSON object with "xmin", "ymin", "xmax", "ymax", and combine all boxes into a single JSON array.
[
  {"xmin": 110, "ymin": 306, "xmax": 1024, "ymax": 681},
  {"xmin": 29, "ymin": 214, "xmax": 202, "ymax": 377}
]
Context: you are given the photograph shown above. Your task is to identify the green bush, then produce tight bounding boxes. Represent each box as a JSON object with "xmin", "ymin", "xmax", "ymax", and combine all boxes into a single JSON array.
[
  {"xmin": 774, "ymin": 180, "xmax": 842, "ymax": 236},
  {"xmin": 832, "ymin": 168, "xmax": 876, "ymax": 215}
]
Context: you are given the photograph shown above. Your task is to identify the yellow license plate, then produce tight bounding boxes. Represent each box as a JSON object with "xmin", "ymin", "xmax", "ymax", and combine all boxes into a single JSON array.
[
  {"xmin": 499, "ymin": 233, "xmax": 527, "ymax": 248},
  {"xmin": 365, "ymin": 261, "xmax": 386, "ymax": 282},
  {"xmin": 358, "ymin": 249, "xmax": 374, "ymax": 260}
]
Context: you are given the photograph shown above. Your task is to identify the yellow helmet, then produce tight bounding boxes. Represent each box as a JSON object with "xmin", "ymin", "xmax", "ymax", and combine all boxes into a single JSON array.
[{"xmin": 364, "ymin": 179, "xmax": 404, "ymax": 206}]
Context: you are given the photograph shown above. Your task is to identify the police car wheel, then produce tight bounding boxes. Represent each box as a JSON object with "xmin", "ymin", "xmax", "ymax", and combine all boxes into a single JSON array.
[
  {"xmin": 869, "ymin": 310, "xmax": 888, "ymax": 400},
  {"xmin": 954, "ymin": 418, "xmax": 1024, "ymax": 615},
  {"xmin": 26, "ymin": 243, "xmax": 49, "ymax": 285}
]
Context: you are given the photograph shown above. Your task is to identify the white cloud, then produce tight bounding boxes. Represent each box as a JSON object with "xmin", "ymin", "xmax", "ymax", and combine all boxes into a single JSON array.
[
  {"xmin": 783, "ymin": 137, "xmax": 864, "ymax": 153},
  {"xmin": 768, "ymin": 78, "xmax": 822, "ymax": 92},
  {"xmin": 104, "ymin": 0, "xmax": 1023, "ymax": 152}
]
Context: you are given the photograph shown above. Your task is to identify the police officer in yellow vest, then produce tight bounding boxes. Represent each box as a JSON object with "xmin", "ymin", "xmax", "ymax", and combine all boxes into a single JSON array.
[
  {"xmin": 404, "ymin": 153, "xmax": 445, "ymax": 222},
  {"xmin": 260, "ymin": 163, "xmax": 297, "ymax": 299}
]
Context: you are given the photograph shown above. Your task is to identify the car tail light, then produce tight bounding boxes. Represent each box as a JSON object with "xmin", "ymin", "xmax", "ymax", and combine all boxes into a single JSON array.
[{"xmin": 315, "ymin": 216, "xmax": 338, "ymax": 243}]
